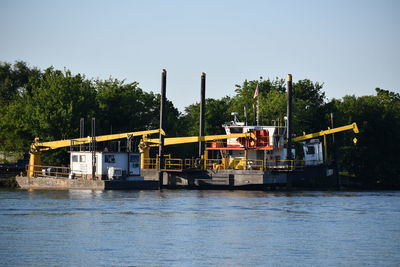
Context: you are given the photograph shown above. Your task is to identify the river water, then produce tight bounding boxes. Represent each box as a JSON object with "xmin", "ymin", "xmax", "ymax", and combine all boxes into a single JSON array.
[{"xmin": 0, "ymin": 189, "xmax": 399, "ymax": 266}]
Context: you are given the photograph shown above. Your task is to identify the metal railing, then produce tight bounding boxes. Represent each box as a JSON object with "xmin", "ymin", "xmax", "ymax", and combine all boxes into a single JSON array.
[
  {"xmin": 143, "ymin": 157, "xmax": 198, "ymax": 170},
  {"xmin": 184, "ymin": 158, "xmax": 196, "ymax": 169},
  {"xmin": 165, "ymin": 158, "xmax": 183, "ymax": 170},
  {"xmin": 27, "ymin": 165, "xmax": 70, "ymax": 178},
  {"xmin": 265, "ymin": 160, "xmax": 296, "ymax": 171},
  {"xmin": 143, "ymin": 158, "xmax": 158, "ymax": 169},
  {"xmin": 142, "ymin": 158, "xmax": 323, "ymax": 171}
]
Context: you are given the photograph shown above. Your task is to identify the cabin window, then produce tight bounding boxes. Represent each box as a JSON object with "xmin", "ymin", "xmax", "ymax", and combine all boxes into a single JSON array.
[
  {"xmin": 306, "ymin": 146, "xmax": 315, "ymax": 155},
  {"xmin": 105, "ymin": 155, "xmax": 115, "ymax": 163},
  {"xmin": 230, "ymin": 127, "xmax": 243, "ymax": 133},
  {"xmin": 72, "ymin": 155, "xmax": 78, "ymax": 162},
  {"xmin": 129, "ymin": 154, "xmax": 139, "ymax": 162},
  {"xmin": 130, "ymin": 154, "xmax": 140, "ymax": 168},
  {"xmin": 79, "ymin": 155, "xmax": 86, "ymax": 162},
  {"xmin": 130, "ymin": 154, "xmax": 139, "ymax": 163}
]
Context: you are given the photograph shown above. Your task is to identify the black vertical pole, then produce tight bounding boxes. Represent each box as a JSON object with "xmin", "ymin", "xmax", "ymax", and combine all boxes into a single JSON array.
[
  {"xmin": 158, "ymin": 69, "xmax": 167, "ymax": 189},
  {"xmin": 287, "ymin": 74, "xmax": 293, "ymax": 161},
  {"xmin": 331, "ymin": 113, "xmax": 340, "ymax": 190},
  {"xmin": 91, "ymin": 117, "xmax": 96, "ymax": 180},
  {"xmin": 199, "ymin": 72, "xmax": 206, "ymax": 158},
  {"xmin": 286, "ymin": 74, "xmax": 293, "ymax": 189}
]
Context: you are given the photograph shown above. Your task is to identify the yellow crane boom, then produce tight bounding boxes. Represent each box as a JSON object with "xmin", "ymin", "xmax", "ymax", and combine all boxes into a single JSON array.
[
  {"xmin": 31, "ymin": 129, "xmax": 165, "ymax": 151},
  {"xmin": 143, "ymin": 133, "xmax": 256, "ymax": 146},
  {"xmin": 139, "ymin": 132, "xmax": 256, "ymax": 168},
  {"xmin": 28, "ymin": 129, "xmax": 165, "ymax": 177},
  {"xmin": 292, "ymin": 123, "xmax": 359, "ymax": 142}
]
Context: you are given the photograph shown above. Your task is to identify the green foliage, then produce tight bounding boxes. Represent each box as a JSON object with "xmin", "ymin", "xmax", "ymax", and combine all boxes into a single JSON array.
[
  {"xmin": 181, "ymin": 96, "xmax": 233, "ymax": 136},
  {"xmin": 292, "ymin": 79, "xmax": 327, "ymax": 134},
  {"xmin": 95, "ymin": 79, "xmax": 156, "ymax": 134},
  {"xmin": 331, "ymin": 89, "xmax": 400, "ymax": 187},
  {"xmin": 27, "ymin": 68, "xmax": 97, "ymax": 140},
  {"xmin": 0, "ymin": 62, "xmax": 182, "ymax": 164},
  {"xmin": 231, "ymin": 78, "xmax": 286, "ymax": 124},
  {"xmin": 173, "ymin": 97, "xmax": 233, "ymax": 157},
  {"xmin": 0, "ymin": 61, "xmax": 41, "ymax": 103},
  {"xmin": 0, "ymin": 61, "xmax": 43, "ymax": 152},
  {"xmin": 231, "ymin": 77, "xmax": 326, "ymax": 134}
]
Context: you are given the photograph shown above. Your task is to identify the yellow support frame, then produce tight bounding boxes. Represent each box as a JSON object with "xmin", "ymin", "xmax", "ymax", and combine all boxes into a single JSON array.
[
  {"xmin": 292, "ymin": 123, "xmax": 359, "ymax": 142},
  {"xmin": 31, "ymin": 129, "xmax": 165, "ymax": 151},
  {"xmin": 144, "ymin": 132, "xmax": 256, "ymax": 146}
]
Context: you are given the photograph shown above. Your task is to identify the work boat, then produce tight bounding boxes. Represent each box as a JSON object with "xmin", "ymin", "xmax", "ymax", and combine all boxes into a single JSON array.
[
  {"xmin": 142, "ymin": 113, "xmax": 358, "ymax": 189},
  {"xmin": 16, "ymin": 129, "xmax": 164, "ymax": 190},
  {"xmin": 16, "ymin": 114, "xmax": 358, "ymax": 190},
  {"xmin": 200, "ymin": 116, "xmax": 324, "ymax": 188},
  {"xmin": 214, "ymin": 115, "xmax": 323, "ymax": 171}
]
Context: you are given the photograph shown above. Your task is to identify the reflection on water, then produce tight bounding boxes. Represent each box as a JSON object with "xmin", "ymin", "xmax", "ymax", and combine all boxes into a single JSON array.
[{"xmin": 1, "ymin": 189, "xmax": 400, "ymax": 266}]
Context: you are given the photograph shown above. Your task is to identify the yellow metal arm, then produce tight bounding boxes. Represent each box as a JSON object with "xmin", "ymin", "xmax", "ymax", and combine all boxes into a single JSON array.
[
  {"xmin": 292, "ymin": 123, "xmax": 359, "ymax": 142},
  {"xmin": 145, "ymin": 132, "xmax": 256, "ymax": 146},
  {"xmin": 31, "ymin": 129, "xmax": 165, "ymax": 152}
]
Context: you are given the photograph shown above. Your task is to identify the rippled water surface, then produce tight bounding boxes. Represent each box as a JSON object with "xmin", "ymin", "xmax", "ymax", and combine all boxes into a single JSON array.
[{"xmin": 1, "ymin": 189, "xmax": 400, "ymax": 266}]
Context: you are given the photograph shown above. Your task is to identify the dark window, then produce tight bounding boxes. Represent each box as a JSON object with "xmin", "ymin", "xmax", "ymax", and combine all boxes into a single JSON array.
[
  {"xmin": 129, "ymin": 154, "xmax": 139, "ymax": 162},
  {"xmin": 230, "ymin": 127, "xmax": 243, "ymax": 133},
  {"xmin": 130, "ymin": 154, "xmax": 140, "ymax": 168},
  {"xmin": 72, "ymin": 155, "xmax": 78, "ymax": 162},
  {"xmin": 306, "ymin": 146, "xmax": 315, "ymax": 154},
  {"xmin": 105, "ymin": 155, "xmax": 115, "ymax": 163}
]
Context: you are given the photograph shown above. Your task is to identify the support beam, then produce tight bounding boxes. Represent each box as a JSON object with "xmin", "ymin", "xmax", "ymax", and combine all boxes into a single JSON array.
[
  {"xmin": 199, "ymin": 72, "xmax": 206, "ymax": 158},
  {"xmin": 158, "ymin": 69, "xmax": 167, "ymax": 189},
  {"xmin": 292, "ymin": 123, "xmax": 359, "ymax": 142},
  {"xmin": 91, "ymin": 117, "xmax": 96, "ymax": 180},
  {"xmin": 286, "ymin": 74, "xmax": 293, "ymax": 160},
  {"xmin": 286, "ymin": 74, "xmax": 293, "ymax": 190},
  {"xmin": 331, "ymin": 113, "xmax": 340, "ymax": 190}
]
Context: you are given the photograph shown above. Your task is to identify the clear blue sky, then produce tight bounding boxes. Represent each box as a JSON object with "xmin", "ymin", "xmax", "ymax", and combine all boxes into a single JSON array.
[{"xmin": 1, "ymin": 0, "xmax": 399, "ymax": 111}]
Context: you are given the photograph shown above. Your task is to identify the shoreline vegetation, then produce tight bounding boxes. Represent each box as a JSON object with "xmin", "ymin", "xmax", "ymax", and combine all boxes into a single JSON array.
[
  {"xmin": 1, "ymin": 61, "xmax": 399, "ymax": 189},
  {"xmin": 0, "ymin": 177, "xmax": 18, "ymax": 188}
]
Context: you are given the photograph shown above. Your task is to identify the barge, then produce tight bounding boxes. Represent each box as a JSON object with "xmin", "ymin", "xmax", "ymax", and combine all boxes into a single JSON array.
[
  {"xmin": 138, "ymin": 118, "xmax": 357, "ymax": 189},
  {"xmin": 17, "ymin": 129, "xmax": 164, "ymax": 190},
  {"xmin": 16, "ymin": 72, "xmax": 358, "ymax": 190}
]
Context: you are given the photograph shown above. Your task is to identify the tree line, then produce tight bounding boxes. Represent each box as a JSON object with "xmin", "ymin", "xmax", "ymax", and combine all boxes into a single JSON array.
[{"xmin": 1, "ymin": 61, "xmax": 399, "ymax": 187}]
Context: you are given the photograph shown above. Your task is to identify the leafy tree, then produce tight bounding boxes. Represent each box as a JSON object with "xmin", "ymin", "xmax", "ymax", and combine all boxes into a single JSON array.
[
  {"xmin": 0, "ymin": 66, "xmax": 97, "ymax": 164},
  {"xmin": 231, "ymin": 77, "xmax": 326, "ymax": 135},
  {"xmin": 95, "ymin": 79, "xmax": 155, "ymax": 134},
  {"xmin": 0, "ymin": 61, "xmax": 42, "ymax": 154},
  {"xmin": 0, "ymin": 61, "xmax": 41, "ymax": 104},
  {"xmin": 25, "ymin": 67, "xmax": 97, "ymax": 141},
  {"xmin": 331, "ymin": 88, "xmax": 400, "ymax": 187},
  {"xmin": 292, "ymin": 79, "xmax": 327, "ymax": 134},
  {"xmin": 231, "ymin": 78, "xmax": 286, "ymax": 125},
  {"xmin": 180, "ymin": 96, "xmax": 233, "ymax": 136},
  {"xmin": 172, "ymin": 97, "xmax": 233, "ymax": 157}
]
